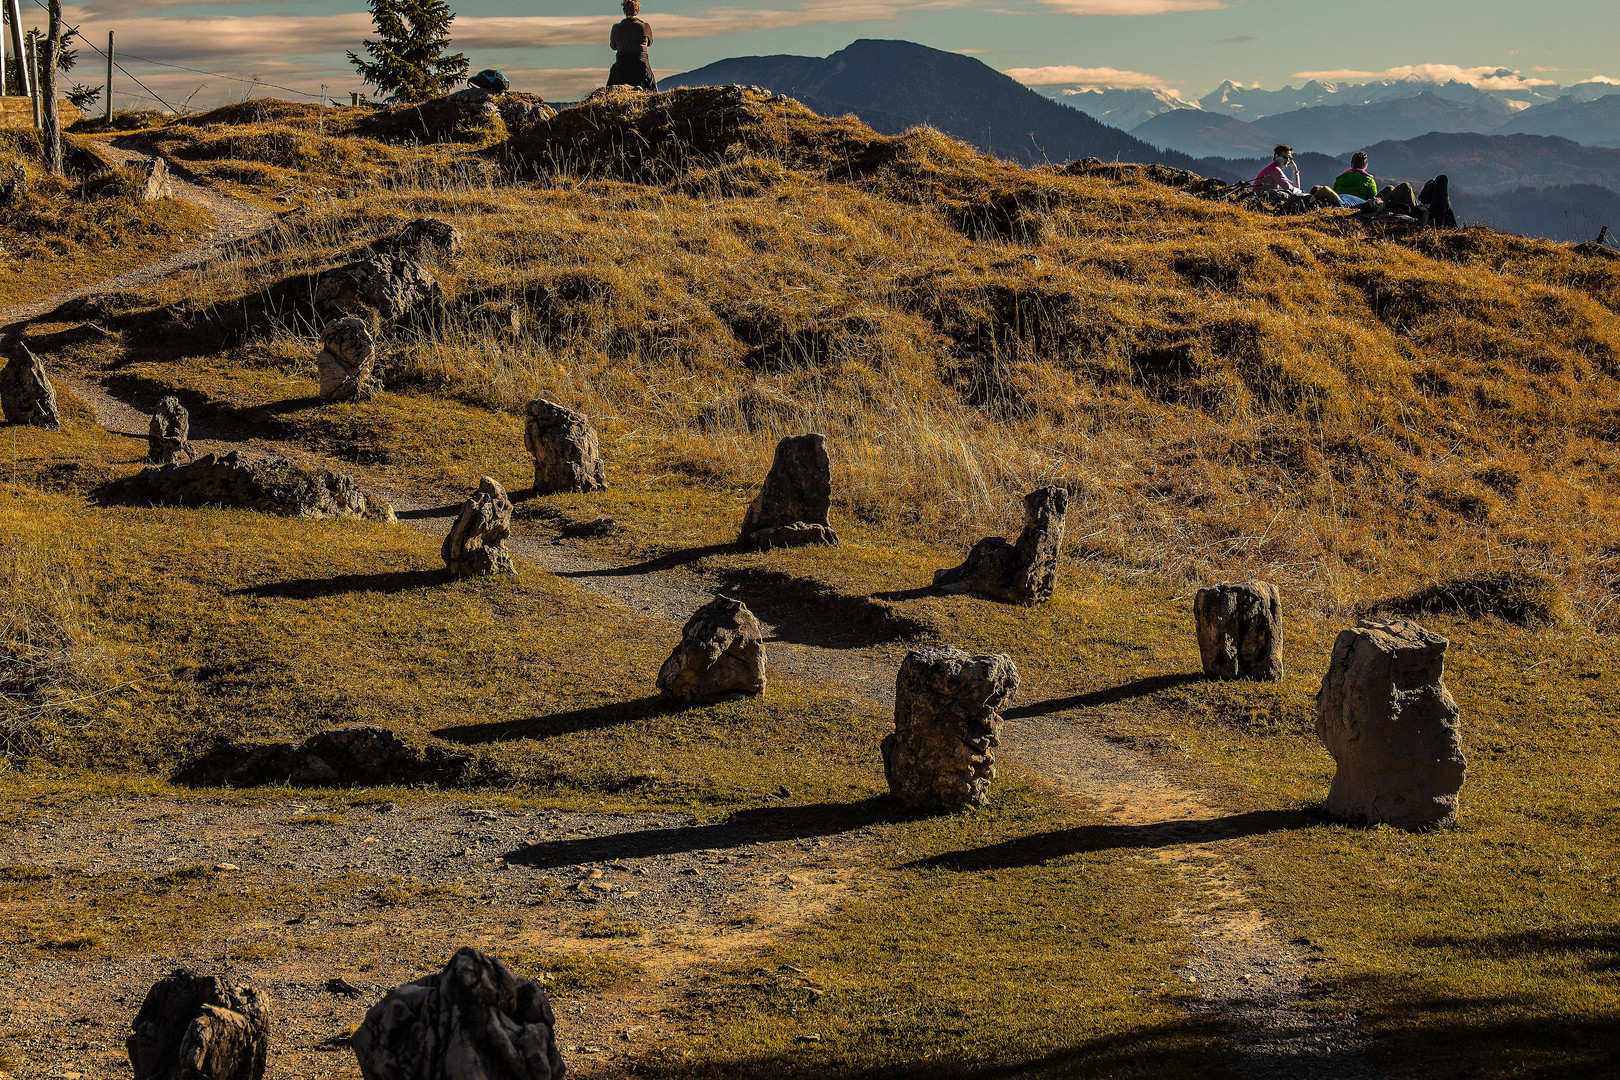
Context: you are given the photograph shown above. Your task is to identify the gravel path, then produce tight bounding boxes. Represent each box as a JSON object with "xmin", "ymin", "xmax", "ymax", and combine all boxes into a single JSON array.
[{"xmin": 18, "ymin": 176, "xmax": 1377, "ymax": 1078}]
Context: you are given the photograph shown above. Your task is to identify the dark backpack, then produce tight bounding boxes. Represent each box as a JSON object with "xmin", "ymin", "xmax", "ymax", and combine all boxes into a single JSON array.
[{"xmin": 468, "ymin": 69, "xmax": 510, "ymax": 93}]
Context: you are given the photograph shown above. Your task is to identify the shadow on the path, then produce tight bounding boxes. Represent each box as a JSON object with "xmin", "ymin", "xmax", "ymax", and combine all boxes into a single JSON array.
[
  {"xmin": 435, "ymin": 695, "xmax": 680, "ymax": 744},
  {"xmin": 557, "ymin": 542, "xmax": 740, "ymax": 578},
  {"xmin": 232, "ymin": 569, "xmax": 447, "ymax": 599},
  {"xmin": 397, "ymin": 503, "xmax": 462, "ymax": 521},
  {"xmin": 1004, "ymin": 673, "xmax": 1202, "ymax": 718},
  {"xmin": 505, "ymin": 796, "xmax": 902, "ymax": 868},
  {"xmin": 906, "ymin": 808, "xmax": 1321, "ymax": 871}
]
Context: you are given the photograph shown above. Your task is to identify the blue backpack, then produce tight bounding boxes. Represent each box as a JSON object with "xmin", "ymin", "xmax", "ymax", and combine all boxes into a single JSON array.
[{"xmin": 468, "ymin": 69, "xmax": 509, "ymax": 93}]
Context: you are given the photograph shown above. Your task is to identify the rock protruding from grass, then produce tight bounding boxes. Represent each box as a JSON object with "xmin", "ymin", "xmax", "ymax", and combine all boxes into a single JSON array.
[
  {"xmin": 1, "ymin": 344, "xmax": 61, "ymax": 430},
  {"xmin": 1194, "ymin": 580, "xmax": 1284, "ymax": 681},
  {"xmin": 523, "ymin": 398, "xmax": 608, "ymax": 494},
  {"xmin": 883, "ymin": 646, "xmax": 1019, "ymax": 812},
  {"xmin": 127, "ymin": 969, "xmax": 270, "ymax": 1080},
  {"xmin": 353, "ymin": 946, "xmax": 565, "ymax": 1080},
  {"xmin": 376, "ymin": 216, "xmax": 462, "ymax": 259},
  {"xmin": 442, "ymin": 476, "xmax": 516, "ymax": 578},
  {"xmin": 1385, "ymin": 569, "xmax": 1569, "ymax": 627},
  {"xmin": 146, "ymin": 396, "xmax": 194, "ymax": 464},
  {"xmin": 739, "ymin": 433, "xmax": 839, "ymax": 549},
  {"xmin": 106, "ymin": 450, "xmax": 395, "ymax": 521},
  {"xmin": 934, "ymin": 487, "xmax": 1070, "ymax": 605},
  {"xmin": 1316, "ymin": 618, "xmax": 1467, "ymax": 829},
  {"xmin": 312, "ymin": 252, "xmax": 440, "ymax": 329},
  {"xmin": 657, "ymin": 596, "xmax": 768, "ymax": 704},
  {"xmin": 137, "ymin": 157, "xmax": 171, "ymax": 202},
  {"xmin": 316, "ymin": 317, "xmax": 381, "ymax": 403},
  {"xmin": 210, "ymin": 725, "xmax": 471, "ymax": 788}
]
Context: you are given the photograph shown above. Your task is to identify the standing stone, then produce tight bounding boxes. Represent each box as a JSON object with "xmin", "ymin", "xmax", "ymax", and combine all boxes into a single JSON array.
[
  {"xmin": 882, "ymin": 646, "xmax": 1019, "ymax": 812},
  {"xmin": 147, "ymin": 396, "xmax": 194, "ymax": 465},
  {"xmin": 933, "ymin": 487, "xmax": 1069, "ymax": 604},
  {"xmin": 441, "ymin": 476, "xmax": 516, "ymax": 578},
  {"xmin": 523, "ymin": 399, "xmax": 607, "ymax": 494},
  {"xmin": 312, "ymin": 253, "xmax": 441, "ymax": 326},
  {"xmin": 139, "ymin": 157, "xmax": 173, "ymax": 202},
  {"xmin": 738, "ymin": 433, "xmax": 838, "ymax": 549},
  {"xmin": 656, "ymin": 596, "xmax": 767, "ymax": 704},
  {"xmin": 352, "ymin": 946, "xmax": 565, "ymax": 1080},
  {"xmin": 127, "ymin": 970, "xmax": 270, "ymax": 1080},
  {"xmin": 1315, "ymin": 618, "xmax": 1467, "ymax": 829},
  {"xmin": 316, "ymin": 318, "xmax": 381, "ymax": 403},
  {"xmin": 0, "ymin": 345, "xmax": 61, "ymax": 430},
  {"xmin": 1193, "ymin": 580, "xmax": 1284, "ymax": 681}
]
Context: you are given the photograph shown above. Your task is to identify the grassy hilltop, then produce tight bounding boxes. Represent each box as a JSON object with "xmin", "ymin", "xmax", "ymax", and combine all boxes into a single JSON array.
[{"xmin": 2, "ymin": 87, "xmax": 1618, "ymax": 1078}]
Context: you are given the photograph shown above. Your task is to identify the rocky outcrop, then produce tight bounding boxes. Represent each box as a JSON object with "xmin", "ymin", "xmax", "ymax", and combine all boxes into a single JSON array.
[
  {"xmin": 442, "ymin": 476, "xmax": 516, "ymax": 577},
  {"xmin": 882, "ymin": 646, "xmax": 1019, "ymax": 812},
  {"xmin": 215, "ymin": 725, "xmax": 471, "ymax": 788},
  {"xmin": 312, "ymin": 253, "xmax": 440, "ymax": 327},
  {"xmin": 1315, "ymin": 618, "xmax": 1467, "ymax": 829},
  {"xmin": 375, "ymin": 217, "xmax": 463, "ymax": 259},
  {"xmin": 147, "ymin": 396, "xmax": 194, "ymax": 465},
  {"xmin": 352, "ymin": 946, "xmax": 565, "ymax": 1080},
  {"xmin": 127, "ymin": 970, "xmax": 270, "ymax": 1080},
  {"xmin": 1193, "ymin": 580, "xmax": 1284, "ymax": 681},
  {"xmin": 738, "ymin": 433, "xmax": 838, "ymax": 549},
  {"xmin": 316, "ymin": 317, "xmax": 381, "ymax": 403},
  {"xmin": 933, "ymin": 487, "xmax": 1069, "ymax": 604},
  {"xmin": 105, "ymin": 450, "xmax": 395, "ymax": 521},
  {"xmin": 523, "ymin": 399, "xmax": 607, "ymax": 494},
  {"xmin": 656, "ymin": 596, "xmax": 767, "ymax": 704},
  {"xmin": 1, "ymin": 345, "xmax": 61, "ymax": 430},
  {"xmin": 139, "ymin": 157, "xmax": 172, "ymax": 202}
]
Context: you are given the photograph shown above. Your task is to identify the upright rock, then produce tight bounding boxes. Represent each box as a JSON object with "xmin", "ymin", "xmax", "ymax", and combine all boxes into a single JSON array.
[
  {"xmin": 0, "ymin": 345, "xmax": 61, "ymax": 430},
  {"xmin": 882, "ymin": 646, "xmax": 1019, "ymax": 812},
  {"xmin": 933, "ymin": 487, "xmax": 1069, "ymax": 604},
  {"xmin": 1315, "ymin": 618, "xmax": 1467, "ymax": 829},
  {"xmin": 105, "ymin": 450, "xmax": 394, "ymax": 521},
  {"xmin": 352, "ymin": 946, "xmax": 565, "ymax": 1080},
  {"xmin": 442, "ymin": 476, "xmax": 516, "ymax": 577},
  {"xmin": 147, "ymin": 396, "xmax": 194, "ymax": 465},
  {"xmin": 139, "ymin": 157, "xmax": 173, "ymax": 202},
  {"xmin": 656, "ymin": 596, "xmax": 767, "ymax": 704},
  {"xmin": 127, "ymin": 970, "xmax": 270, "ymax": 1080},
  {"xmin": 1193, "ymin": 580, "xmax": 1284, "ymax": 681},
  {"xmin": 523, "ymin": 399, "xmax": 608, "ymax": 494},
  {"xmin": 738, "ymin": 433, "xmax": 838, "ymax": 549},
  {"xmin": 313, "ymin": 253, "xmax": 440, "ymax": 327},
  {"xmin": 316, "ymin": 318, "xmax": 381, "ymax": 403}
]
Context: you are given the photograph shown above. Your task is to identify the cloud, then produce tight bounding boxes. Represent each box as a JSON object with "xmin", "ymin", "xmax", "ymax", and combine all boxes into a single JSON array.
[
  {"xmin": 1036, "ymin": 0, "xmax": 1225, "ymax": 13},
  {"xmin": 1290, "ymin": 64, "xmax": 1558, "ymax": 91},
  {"xmin": 1004, "ymin": 65, "xmax": 1176, "ymax": 92}
]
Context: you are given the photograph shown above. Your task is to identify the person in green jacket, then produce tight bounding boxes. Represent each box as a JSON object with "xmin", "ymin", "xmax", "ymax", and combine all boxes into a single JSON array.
[{"xmin": 1333, "ymin": 152, "xmax": 1379, "ymax": 203}]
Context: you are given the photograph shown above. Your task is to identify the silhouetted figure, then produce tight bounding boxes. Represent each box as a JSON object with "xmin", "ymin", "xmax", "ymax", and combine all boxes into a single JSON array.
[{"xmin": 608, "ymin": 0, "xmax": 657, "ymax": 91}]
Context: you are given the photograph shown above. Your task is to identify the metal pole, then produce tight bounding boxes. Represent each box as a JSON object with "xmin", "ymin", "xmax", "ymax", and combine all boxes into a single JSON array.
[
  {"xmin": 104, "ymin": 30, "xmax": 113, "ymax": 123},
  {"xmin": 6, "ymin": 0, "xmax": 26, "ymax": 100}
]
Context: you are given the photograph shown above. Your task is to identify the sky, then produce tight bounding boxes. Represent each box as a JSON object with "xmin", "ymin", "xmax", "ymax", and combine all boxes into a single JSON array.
[{"xmin": 35, "ymin": 0, "xmax": 1620, "ymax": 111}]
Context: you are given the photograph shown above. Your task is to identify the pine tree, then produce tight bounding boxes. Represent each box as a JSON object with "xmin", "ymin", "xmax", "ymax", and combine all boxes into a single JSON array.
[{"xmin": 347, "ymin": 0, "xmax": 469, "ymax": 104}]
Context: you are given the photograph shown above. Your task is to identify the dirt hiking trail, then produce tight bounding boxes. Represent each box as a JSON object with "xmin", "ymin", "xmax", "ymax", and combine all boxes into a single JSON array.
[{"xmin": 13, "ymin": 148, "xmax": 1376, "ymax": 1080}]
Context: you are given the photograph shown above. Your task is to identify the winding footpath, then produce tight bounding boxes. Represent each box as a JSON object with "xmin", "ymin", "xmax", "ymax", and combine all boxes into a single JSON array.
[{"xmin": 23, "ymin": 142, "xmax": 1375, "ymax": 1080}]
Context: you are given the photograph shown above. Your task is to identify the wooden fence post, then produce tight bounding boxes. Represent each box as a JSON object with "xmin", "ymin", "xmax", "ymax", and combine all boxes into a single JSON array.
[
  {"xmin": 41, "ymin": 0, "xmax": 60, "ymax": 176},
  {"xmin": 105, "ymin": 30, "xmax": 113, "ymax": 124},
  {"xmin": 27, "ymin": 32, "xmax": 38, "ymax": 128}
]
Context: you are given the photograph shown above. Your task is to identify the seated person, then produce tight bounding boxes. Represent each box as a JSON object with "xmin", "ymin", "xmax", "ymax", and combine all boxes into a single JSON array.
[
  {"xmin": 1334, "ymin": 152, "xmax": 1378, "ymax": 203},
  {"xmin": 1253, "ymin": 145, "xmax": 1302, "ymax": 194}
]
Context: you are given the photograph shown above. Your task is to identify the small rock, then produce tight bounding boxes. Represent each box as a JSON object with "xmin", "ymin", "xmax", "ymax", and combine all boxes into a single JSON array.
[
  {"xmin": 138, "ymin": 157, "xmax": 172, "ymax": 202},
  {"xmin": 656, "ymin": 596, "xmax": 768, "ymax": 704},
  {"xmin": 0, "ymin": 344, "xmax": 61, "ymax": 430},
  {"xmin": 315, "ymin": 318, "xmax": 381, "ymax": 403},
  {"xmin": 1194, "ymin": 580, "xmax": 1284, "ymax": 681},
  {"xmin": 212, "ymin": 863, "xmax": 238, "ymax": 872},
  {"xmin": 147, "ymin": 396, "xmax": 193, "ymax": 464},
  {"xmin": 326, "ymin": 977, "xmax": 364, "ymax": 997},
  {"xmin": 523, "ymin": 398, "xmax": 608, "ymax": 494},
  {"xmin": 127, "ymin": 970, "xmax": 269, "ymax": 1080},
  {"xmin": 738, "ymin": 433, "xmax": 839, "ymax": 549},
  {"xmin": 881, "ymin": 646, "xmax": 1019, "ymax": 812},
  {"xmin": 441, "ymin": 476, "xmax": 516, "ymax": 578},
  {"xmin": 934, "ymin": 486, "xmax": 1069, "ymax": 604},
  {"xmin": 377, "ymin": 217, "xmax": 462, "ymax": 258}
]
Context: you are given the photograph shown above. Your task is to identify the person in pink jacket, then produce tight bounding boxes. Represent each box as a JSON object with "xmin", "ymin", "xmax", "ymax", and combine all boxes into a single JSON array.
[{"xmin": 1253, "ymin": 144, "xmax": 1302, "ymax": 194}]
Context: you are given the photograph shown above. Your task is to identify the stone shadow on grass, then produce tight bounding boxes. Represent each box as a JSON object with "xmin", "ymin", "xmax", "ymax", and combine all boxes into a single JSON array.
[
  {"xmin": 435, "ymin": 695, "xmax": 682, "ymax": 744},
  {"xmin": 396, "ymin": 503, "xmax": 462, "ymax": 521},
  {"xmin": 905, "ymin": 809, "xmax": 1320, "ymax": 872},
  {"xmin": 1003, "ymin": 673, "xmax": 1202, "ymax": 718},
  {"xmin": 505, "ymin": 796, "xmax": 902, "ymax": 869},
  {"xmin": 232, "ymin": 569, "xmax": 447, "ymax": 599},
  {"xmin": 557, "ymin": 542, "xmax": 741, "ymax": 578}
]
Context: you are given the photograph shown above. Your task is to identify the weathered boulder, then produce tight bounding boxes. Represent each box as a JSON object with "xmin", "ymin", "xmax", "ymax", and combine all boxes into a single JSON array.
[
  {"xmin": 352, "ymin": 946, "xmax": 565, "ymax": 1080},
  {"xmin": 497, "ymin": 93, "xmax": 557, "ymax": 133},
  {"xmin": 316, "ymin": 317, "xmax": 381, "ymax": 403},
  {"xmin": 881, "ymin": 646, "xmax": 1019, "ymax": 812},
  {"xmin": 147, "ymin": 396, "xmax": 194, "ymax": 465},
  {"xmin": 1315, "ymin": 618, "xmax": 1467, "ymax": 829},
  {"xmin": 312, "ymin": 253, "xmax": 440, "ymax": 327},
  {"xmin": 374, "ymin": 217, "xmax": 463, "ymax": 259},
  {"xmin": 218, "ymin": 725, "xmax": 470, "ymax": 788},
  {"xmin": 1193, "ymin": 580, "xmax": 1284, "ymax": 681},
  {"xmin": 127, "ymin": 970, "xmax": 270, "ymax": 1080},
  {"xmin": 933, "ymin": 486, "xmax": 1069, "ymax": 604},
  {"xmin": 106, "ymin": 449, "xmax": 394, "ymax": 521},
  {"xmin": 442, "ymin": 476, "xmax": 516, "ymax": 577},
  {"xmin": 1, "ymin": 345, "xmax": 61, "ymax": 430},
  {"xmin": 139, "ymin": 157, "xmax": 172, "ymax": 202},
  {"xmin": 656, "ymin": 596, "xmax": 767, "ymax": 704},
  {"xmin": 738, "ymin": 433, "xmax": 838, "ymax": 549},
  {"xmin": 523, "ymin": 399, "xmax": 607, "ymax": 494}
]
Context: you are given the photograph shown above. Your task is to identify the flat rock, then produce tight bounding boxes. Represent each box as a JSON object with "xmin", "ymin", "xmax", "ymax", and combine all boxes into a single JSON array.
[
  {"xmin": 934, "ymin": 486, "xmax": 1068, "ymax": 604},
  {"xmin": 1, "ymin": 344, "xmax": 61, "ymax": 430},
  {"xmin": 738, "ymin": 433, "xmax": 838, "ymax": 549},
  {"xmin": 442, "ymin": 476, "xmax": 516, "ymax": 577},
  {"xmin": 882, "ymin": 646, "xmax": 1019, "ymax": 812},
  {"xmin": 523, "ymin": 399, "xmax": 607, "ymax": 494},
  {"xmin": 127, "ymin": 970, "xmax": 269, "ymax": 1080},
  {"xmin": 104, "ymin": 449, "xmax": 394, "ymax": 521},
  {"xmin": 1193, "ymin": 580, "xmax": 1284, "ymax": 681},
  {"xmin": 313, "ymin": 253, "xmax": 440, "ymax": 327},
  {"xmin": 215, "ymin": 725, "xmax": 471, "ymax": 788},
  {"xmin": 656, "ymin": 596, "xmax": 767, "ymax": 704}
]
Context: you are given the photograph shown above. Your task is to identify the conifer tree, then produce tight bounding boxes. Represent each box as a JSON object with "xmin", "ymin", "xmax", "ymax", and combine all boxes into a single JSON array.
[{"xmin": 347, "ymin": 0, "xmax": 469, "ymax": 104}]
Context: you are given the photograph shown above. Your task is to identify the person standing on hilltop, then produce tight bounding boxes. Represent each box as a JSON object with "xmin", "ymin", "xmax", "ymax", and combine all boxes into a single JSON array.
[
  {"xmin": 607, "ymin": 0, "xmax": 658, "ymax": 91},
  {"xmin": 1333, "ymin": 151, "xmax": 1379, "ymax": 205}
]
